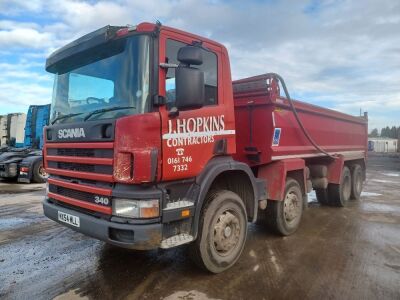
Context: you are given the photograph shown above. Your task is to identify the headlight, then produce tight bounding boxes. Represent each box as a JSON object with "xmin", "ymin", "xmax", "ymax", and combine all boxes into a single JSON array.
[
  {"xmin": 45, "ymin": 182, "xmax": 49, "ymax": 195},
  {"xmin": 113, "ymin": 199, "xmax": 159, "ymax": 219}
]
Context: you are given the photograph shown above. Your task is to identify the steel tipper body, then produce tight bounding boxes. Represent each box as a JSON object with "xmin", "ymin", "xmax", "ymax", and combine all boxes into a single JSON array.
[
  {"xmin": 233, "ymin": 75, "xmax": 367, "ymax": 203},
  {"xmin": 42, "ymin": 22, "xmax": 367, "ymax": 273},
  {"xmin": 0, "ymin": 105, "xmax": 50, "ymax": 183}
]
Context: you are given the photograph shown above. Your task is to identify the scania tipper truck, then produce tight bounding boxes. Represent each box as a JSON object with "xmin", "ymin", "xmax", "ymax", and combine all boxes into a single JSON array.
[{"xmin": 43, "ymin": 23, "xmax": 368, "ymax": 273}]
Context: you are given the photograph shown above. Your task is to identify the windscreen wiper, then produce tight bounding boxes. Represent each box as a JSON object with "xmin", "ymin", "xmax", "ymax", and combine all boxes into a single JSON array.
[
  {"xmin": 51, "ymin": 112, "xmax": 84, "ymax": 125},
  {"xmin": 83, "ymin": 106, "xmax": 136, "ymax": 121}
]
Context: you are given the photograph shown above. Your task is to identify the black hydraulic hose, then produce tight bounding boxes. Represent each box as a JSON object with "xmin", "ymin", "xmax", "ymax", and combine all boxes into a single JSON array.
[{"xmin": 265, "ymin": 73, "xmax": 336, "ymax": 159}]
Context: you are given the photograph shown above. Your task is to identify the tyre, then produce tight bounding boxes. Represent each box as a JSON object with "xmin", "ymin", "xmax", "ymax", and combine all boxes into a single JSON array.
[
  {"xmin": 328, "ymin": 166, "xmax": 351, "ymax": 207},
  {"xmin": 189, "ymin": 190, "xmax": 247, "ymax": 273},
  {"xmin": 267, "ymin": 177, "xmax": 303, "ymax": 236},
  {"xmin": 315, "ymin": 188, "xmax": 329, "ymax": 205},
  {"xmin": 351, "ymin": 164, "xmax": 363, "ymax": 200},
  {"xmin": 32, "ymin": 161, "xmax": 47, "ymax": 183}
]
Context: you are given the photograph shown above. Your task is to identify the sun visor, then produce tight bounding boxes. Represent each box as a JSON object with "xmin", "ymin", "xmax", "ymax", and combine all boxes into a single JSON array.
[{"xmin": 45, "ymin": 25, "xmax": 125, "ymax": 74}]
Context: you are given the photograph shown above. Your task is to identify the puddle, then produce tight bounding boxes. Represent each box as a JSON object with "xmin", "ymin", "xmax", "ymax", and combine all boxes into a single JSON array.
[
  {"xmin": 54, "ymin": 289, "xmax": 88, "ymax": 300},
  {"xmin": 382, "ymin": 173, "xmax": 400, "ymax": 177},
  {"xmin": 372, "ymin": 179, "xmax": 395, "ymax": 184},
  {"xmin": 361, "ymin": 213, "xmax": 400, "ymax": 224},
  {"xmin": 0, "ymin": 218, "xmax": 35, "ymax": 231},
  {"xmin": 163, "ymin": 290, "xmax": 220, "ymax": 300},
  {"xmin": 361, "ymin": 191, "xmax": 382, "ymax": 197},
  {"xmin": 308, "ymin": 190, "xmax": 317, "ymax": 202},
  {"xmin": 307, "ymin": 190, "xmax": 382, "ymax": 201}
]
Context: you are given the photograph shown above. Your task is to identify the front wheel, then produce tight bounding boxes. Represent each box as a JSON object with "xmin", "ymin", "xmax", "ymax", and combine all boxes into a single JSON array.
[
  {"xmin": 189, "ymin": 190, "xmax": 248, "ymax": 273},
  {"xmin": 32, "ymin": 161, "xmax": 47, "ymax": 183}
]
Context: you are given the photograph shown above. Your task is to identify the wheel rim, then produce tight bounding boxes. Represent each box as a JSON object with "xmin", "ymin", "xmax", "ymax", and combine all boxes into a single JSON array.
[
  {"xmin": 283, "ymin": 191, "xmax": 301, "ymax": 225},
  {"xmin": 212, "ymin": 210, "xmax": 241, "ymax": 256},
  {"xmin": 38, "ymin": 165, "xmax": 48, "ymax": 179},
  {"xmin": 343, "ymin": 174, "xmax": 351, "ymax": 201},
  {"xmin": 355, "ymin": 170, "xmax": 362, "ymax": 195}
]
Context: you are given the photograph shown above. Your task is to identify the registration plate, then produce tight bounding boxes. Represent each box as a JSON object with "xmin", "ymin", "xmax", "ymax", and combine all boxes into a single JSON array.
[{"xmin": 58, "ymin": 211, "xmax": 80, "ymax": 227}]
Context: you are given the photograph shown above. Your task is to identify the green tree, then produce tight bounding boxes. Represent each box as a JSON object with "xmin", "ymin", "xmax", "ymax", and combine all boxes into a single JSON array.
[
  {"xmin": 369, "ymin": 128, "xmax": 379, "ymax": 137},
  {"xmin": 390, "ymin": 126, "xmax": 397, "ymax": 138}
]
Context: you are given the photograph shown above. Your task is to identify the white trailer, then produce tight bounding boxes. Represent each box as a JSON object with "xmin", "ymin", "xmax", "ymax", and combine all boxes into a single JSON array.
[
  {"xmin": 0, "ymin": 115, "xmax": 7, "ymax": 147},
  {"xmin": 0, "ymin": 113, "xmax": 27, "ymax": 148},
  {"xmin": 8, "ymin": 113, "xmax": 27, "ymax": 147},
  {"xmin": 368, "ymin": 137, "xmax": 398, "ymax": 153}
]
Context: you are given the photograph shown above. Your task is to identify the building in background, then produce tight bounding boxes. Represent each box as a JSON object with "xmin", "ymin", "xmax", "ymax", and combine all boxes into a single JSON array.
[{"xmin": 368, "ymin": 137, "xmax": 398, "ymax": 153}]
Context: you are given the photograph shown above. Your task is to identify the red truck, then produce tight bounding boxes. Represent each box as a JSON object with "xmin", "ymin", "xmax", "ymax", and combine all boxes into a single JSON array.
[{"xmin": 43, "ymin": 22, "xmax": 368, "ymax": 273}]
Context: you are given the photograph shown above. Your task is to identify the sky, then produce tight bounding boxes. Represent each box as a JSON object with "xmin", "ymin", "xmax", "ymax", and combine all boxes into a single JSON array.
[{"xmin": 0, "ymin": 0, "xmax": 399, "ymax": 131}]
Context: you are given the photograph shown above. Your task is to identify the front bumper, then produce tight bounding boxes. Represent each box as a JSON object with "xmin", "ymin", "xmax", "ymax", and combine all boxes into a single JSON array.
[{"xmin": 43, "ymin": 199, "xmax": 162, "ymax": 250}]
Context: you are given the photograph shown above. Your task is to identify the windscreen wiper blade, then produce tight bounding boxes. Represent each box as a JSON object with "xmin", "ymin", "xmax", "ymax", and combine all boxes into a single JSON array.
[
  {"xmin": 83, "ymin": 106, "xmax": 136, "ymax": 121},
  {"xmin": 51, "ymin": 112, "xmax": 84, "ymax": 125}
]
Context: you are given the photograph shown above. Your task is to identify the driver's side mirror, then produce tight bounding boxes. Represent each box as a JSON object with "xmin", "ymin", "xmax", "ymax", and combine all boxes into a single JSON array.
[{"xmin": 175, "ymin": 46, "xmax": 205, "ymax": 110}]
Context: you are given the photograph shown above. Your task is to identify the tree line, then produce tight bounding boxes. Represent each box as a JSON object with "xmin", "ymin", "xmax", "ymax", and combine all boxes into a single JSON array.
[{"xmin": 369, "ymin": 126, "xmax": 400, "ymax": 138}]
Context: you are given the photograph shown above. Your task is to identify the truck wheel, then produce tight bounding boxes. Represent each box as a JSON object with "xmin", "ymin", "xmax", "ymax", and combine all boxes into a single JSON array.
[
  {"xmin": 268, "ymin": 178, "xmax": 303, "ymax": 236},
  {"xmin": 328, "ymin": 166, "xmax": 351, "ymax": 207},
  {"xmin": 351, "ymin": 164, "xmax": 363, "ymax": 200},
  {"xmin": 315, "ymin": 189, "xmax": 329, "ymax": 205},
  {"xmin": 33, "ymin": 161, "xmax": 47, "ymax": 183},
  {"xmin": 189, "ymin": 190, "xmax": 247, "ymax": 273}
]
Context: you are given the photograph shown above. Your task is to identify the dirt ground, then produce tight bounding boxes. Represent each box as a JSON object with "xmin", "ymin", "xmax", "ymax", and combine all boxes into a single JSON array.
[{"xmin": 0, "ymin": 154, "xmax": 399, "ymax": 300}]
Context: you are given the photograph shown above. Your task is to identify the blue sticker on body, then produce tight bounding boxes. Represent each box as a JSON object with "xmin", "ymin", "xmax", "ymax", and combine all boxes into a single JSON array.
[{"xmin": 272, "ymin": 128, "xmax": 281, "ymax": 146}]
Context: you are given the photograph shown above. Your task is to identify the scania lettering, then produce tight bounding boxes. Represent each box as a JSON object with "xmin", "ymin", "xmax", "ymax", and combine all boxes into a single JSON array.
[
  {"xmin": 43, "ymin": 23, "xmax": 368, "ymax": 273},
  {"xmin": 58, "ymin": 128, "xmax": 86, "ymax": 139}
]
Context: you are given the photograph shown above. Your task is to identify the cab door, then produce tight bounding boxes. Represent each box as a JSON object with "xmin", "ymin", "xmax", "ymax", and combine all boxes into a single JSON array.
[{"xmin": 158, "ymin": 32, "xmax": 234, "ymax": 181}]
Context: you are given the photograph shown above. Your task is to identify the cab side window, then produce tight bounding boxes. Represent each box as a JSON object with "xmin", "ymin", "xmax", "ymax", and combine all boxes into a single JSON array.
[{"xmin": 165, "ymin": 39, "xmax": 218, "ymax": 108}]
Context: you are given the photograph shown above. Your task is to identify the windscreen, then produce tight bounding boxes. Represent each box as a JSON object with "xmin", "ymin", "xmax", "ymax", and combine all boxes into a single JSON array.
[{"xmin": 50, "ymin": 35, "xmax": 150, "ymax": 123}]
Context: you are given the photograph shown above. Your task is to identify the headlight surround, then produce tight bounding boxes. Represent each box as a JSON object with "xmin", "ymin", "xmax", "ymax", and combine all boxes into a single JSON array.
[{"xmin": 113, "ymin": 199, "xmax": 159, "ymax": 219}]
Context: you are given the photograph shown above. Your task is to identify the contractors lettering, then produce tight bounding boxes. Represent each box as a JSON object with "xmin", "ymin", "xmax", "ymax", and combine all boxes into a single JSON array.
[
  {"xmin": 167, "ymin": 135, "xmax": 215, "ymax": 147},
  {"xmin": 58, "ymin": 128, "xmax": 86, "ymax": 139}
]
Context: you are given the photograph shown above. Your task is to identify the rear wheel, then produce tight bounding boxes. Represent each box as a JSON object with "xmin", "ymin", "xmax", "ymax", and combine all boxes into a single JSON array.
[
  {"xmin": 33, "ymin": 161, "xmax": 47, "ymax": 183},
  {"xmin": 315, "ymin": 188, "xmax": 329, "ymax": 205},
  {"xmin": 351, "ymin": 164, "xmax": 363, "ymax": 200},
  {"xmin": 189, "ymin": 190, "xmax": 248, "ymax": 273},
  {"xmin": 268, "ymin": 178, "xmax": 303, "ymax": 236},
  {"xmin": 328, "ymin": 166, "xmax": 351, "ymax": 207}
]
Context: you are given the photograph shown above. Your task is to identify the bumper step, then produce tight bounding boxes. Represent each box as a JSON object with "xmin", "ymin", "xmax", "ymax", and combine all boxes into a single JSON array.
[{"xmin": 160, "ymin": 233, "xmax": 194, "ymax": 249}]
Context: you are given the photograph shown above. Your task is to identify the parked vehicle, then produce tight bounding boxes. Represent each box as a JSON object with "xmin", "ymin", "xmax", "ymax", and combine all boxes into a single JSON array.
[
  {"xmin": 0, "ymin": 105, "xmax": 50, "ymax": 183},
  {"xmin": 42, "ymin": 23, "xmax": 368, "ymax": 273}
]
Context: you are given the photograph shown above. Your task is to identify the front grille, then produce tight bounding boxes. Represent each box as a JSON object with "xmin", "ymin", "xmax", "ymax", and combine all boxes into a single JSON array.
[
  {"xmin": 57, "ymin": 175, "xmax": 112, "ymax": 188},
  {"xmin": 47, "ymin": 161, "xmax": 112, "ymax": 174},
  {"xmin": 58, "ymin": 148, "xmax": 95, "ymax": 157},
  {"xmin": 47, "ymin": 148, "xmax": 113, "ymax": 158},
  {"xmin": 49, "ymin": 184, "xmax": 112, "ymax": 207},
  {"xmin": 45, "ymin": 143, "xmax": 114, "ymax": 214},
  {"xmin": 58, "ymin": 162, "xmax": 95, "ymax": 172}
]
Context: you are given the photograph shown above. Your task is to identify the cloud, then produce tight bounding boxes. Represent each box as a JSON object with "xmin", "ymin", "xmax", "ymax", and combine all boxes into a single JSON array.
[
  {"xmin": 0, "ymin": 28, "xmax": 53, "ymax": 49},
  {"xmin": 0, "ymin": 0, "xmax": 399, "ymax": 130}
]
